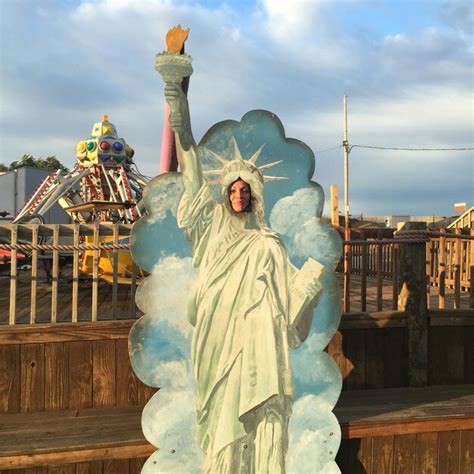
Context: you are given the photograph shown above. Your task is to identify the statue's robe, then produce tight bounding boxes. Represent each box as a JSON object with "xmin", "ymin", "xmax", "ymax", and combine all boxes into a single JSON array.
[{"xmin": 177, "ymin": 182, "xmax": 293, "ymax": 459}]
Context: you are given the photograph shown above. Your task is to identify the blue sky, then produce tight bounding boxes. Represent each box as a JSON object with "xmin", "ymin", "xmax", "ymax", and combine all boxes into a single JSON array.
[{"xmin": 1, "ymin": 0, "xmax": 472, "ymax": 216}]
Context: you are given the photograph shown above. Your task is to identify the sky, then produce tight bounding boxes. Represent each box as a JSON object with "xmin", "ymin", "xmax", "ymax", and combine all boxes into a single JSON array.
[{"xmin": 0, "ymin": 0, "xmax": 473, "ymax": 216}]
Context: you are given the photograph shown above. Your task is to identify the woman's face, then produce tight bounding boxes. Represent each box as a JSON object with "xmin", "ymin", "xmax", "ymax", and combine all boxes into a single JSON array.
[{"xmin": 229, "ymin": 179, "xmax": 251, "ymax": 213}]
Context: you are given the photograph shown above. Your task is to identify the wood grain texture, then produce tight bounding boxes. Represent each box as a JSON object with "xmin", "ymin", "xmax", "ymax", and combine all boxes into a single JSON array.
[
  {"xmin": 0, "ymin": 320, "xmax": 135, "ymax": 345},
  {"xmin": 92, "ymin": 340, "xmax": 116, "ymax": 408},
  {"xmin": 103, "ymin": 459, "xmax": 130, "ymax": 474},
  {"xmin": 460, "ymin": 429, "xmax": 473, "ymax": 474},
  {"xmin": 438, "ymin": 430, "xmax": 461, "ymax": 474},
  {"xmin": 393, "ymin": 433, "xmax": 417, "ymax": 474},
  {"xmin": 415, "ymin": 432, "xmax": 438, "ymax": 474},
  {"xmin": 115, "ymin": 338, "xmax": 139, "ymax": 407},
  {"xmin": 68, "ymin": 341, "xmax": 92, "ymax": 409},
  {"xmin": 21, "ymin": 343, "xmax": 45, "ymax": 413},
  {"xmin": 45, "ymin": 343, "xmax": 69, "ymax": 410},
  {"xmin": 365, "ymin": 330, "xmax": 384, "ymax": 389},
  {"xmin": 0, "ymin": 344, "xmax": 21, "ymax": 413},
  {"xmin": 343, "ymin": 329, "xmax": 366, "ymax": 390},
  {"xmin": 371, "ymin": 435, "xmax": 394, "ymax": 474}
]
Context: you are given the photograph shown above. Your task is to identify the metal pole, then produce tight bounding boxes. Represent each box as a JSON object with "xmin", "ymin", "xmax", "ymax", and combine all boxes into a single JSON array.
[{"xmin": 343, "ymin": 95, "xmax": 349, "ymax": 231}]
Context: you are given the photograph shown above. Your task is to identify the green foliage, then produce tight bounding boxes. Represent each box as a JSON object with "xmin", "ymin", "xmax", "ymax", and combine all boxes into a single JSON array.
[{"xmin": 0, "ymin": 154, "xmax": 69, "ymax": 172}]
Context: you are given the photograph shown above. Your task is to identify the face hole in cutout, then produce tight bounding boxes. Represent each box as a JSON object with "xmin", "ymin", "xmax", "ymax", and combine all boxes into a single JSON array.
[{"xmin": 228, "ymin": 178, "xmax": 252, "ymax": 213}]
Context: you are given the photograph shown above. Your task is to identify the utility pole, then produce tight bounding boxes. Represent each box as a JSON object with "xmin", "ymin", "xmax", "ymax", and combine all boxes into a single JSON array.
[
  {"xmin": 343, "ymin": 95, "xmax": 350, "ymax": 232},
  {"xmin": 343, "ymin": 95, "xmax": 351, "ymax": 312}
]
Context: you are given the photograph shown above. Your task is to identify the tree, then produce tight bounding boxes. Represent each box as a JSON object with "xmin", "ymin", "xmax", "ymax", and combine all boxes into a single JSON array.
[{"xmin": 0, "ymin": 154, "xmax": 69, "ymax": 172}]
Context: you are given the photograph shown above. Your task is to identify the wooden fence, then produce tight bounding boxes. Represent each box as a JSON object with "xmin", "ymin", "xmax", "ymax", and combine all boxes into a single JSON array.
[
  {"xmin": 1, "ymin": 223, "xmax": 473, "ymax": 325},
  {"xmin": 342, "ymin": 227, "xmax": 474, "ymax": 313},
  {"xmin": 0, "ymin": 223, "xmax": 137, "ymax": 325}
]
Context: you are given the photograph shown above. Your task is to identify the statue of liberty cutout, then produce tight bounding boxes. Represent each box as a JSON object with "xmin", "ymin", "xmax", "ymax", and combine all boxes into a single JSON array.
[{"xmin": 130, "ymin": 26, "xmax": 343, "ymax": 473}]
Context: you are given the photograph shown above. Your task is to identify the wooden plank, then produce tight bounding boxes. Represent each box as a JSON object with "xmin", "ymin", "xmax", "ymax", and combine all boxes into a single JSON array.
[
  {"xmin": 365, "ymin": 330, "xmax": 384, "ymax": 389},
  {"xmin": 384, "ymin": 328, "xmax": 407, "ymax": 388},
  {"xmin": 130, "ymin": 457, "xmax": 147, "ymax": 474},
  {"xmin": 116, "ymin": 338, "xmax": 139, "ymax": 407},
  {"xmin": 104, "ymin": 459, "xmax": 130, "ymax": 474},
  {"xmin": 30, "ymin": 225, "xmax": 38, "ymax": 324},
  {"xmin": 51, "ymin": 225, "xmax": 59, "ymax": 324},
  {"xmin": 343, "ymin": 329, "xmax": 366, "ymax": 390},
  {"xmin": 48, "ymin": 464, "xmax": 76, "ymax": 473},
  {"xmin": 0, "ymin": 344, "xmax": 21, "ymax": 413},
  {"xmin": 91, "ymin": 224, "xmax": 99, "ymax": 322},
  {"xmin": 439, "ymin": 233, "xmax": 446, "ymax": 309},
  {"xmin": 92, "ymin": 340, "xmax": 116, "ymax": 408},
  {"xmin": 76, "ymin": 461, "xmax": 102, "ymax": 474},
  {"xmin": 9, "ymin": 225, "xmax": 18, "ymax": 325},
  {"xmin": 455, "ymin": 229, "xmax": 461, "ymax": 309},
  {"xmin": 361, "ymin": 236, "xmax": 367, "ymax": 312},
  {"xmin": 68, "ymin": 341, "xmax": 93, "ymax": 409},
  {"xmin": 112, "ymin": 225, "xmax": 119, "ymax": 319},
  {"xmin": 430, "ymin": 327, "xmax": 464, "ymax": 385},
  {"xmin": 376, "ymin": 241, "xmax": 383, "ymax": 311},
  {"xmin": 0, "ymin": 320, "xmax": 135, "ymax": 345},
  {"xmin": 20, "ymin": 343, "xmax": 45, "ymax": 413},
  {"xmin": 0, "ymin": 446, "xmax": 153, "ymax": 471},
  {"xmin": 438, "ymin": 430, "xmax": 461, "ymax": 473},
  {"xmin": 392, "ymin": 245, "xmax": 398, "ymax": 310},
  {"xmin": 415, "ymin": 432, "xmax": 438, "ymax": 474},
  {"xmin": 465, "ymin": 327, "xmax": 474, "ymax": 384},
  {"xmin": 393, "ymin": 433, "xmax": 417, "ymax": 474},
  {"xmin": 344, "ymin": 231, "xmax": 351, "ymax": 313},
  {"xmin": 460, "ymin": 429, "xmax": 473, "ymax": 474},
  {"xmin": 72, "ymin": 225, "xmax": 79, "ymax": 323},
  {"xmin": 371, "ymin": 436, "xmax": 394, "ymax": 473},
  {"xmin": 45, "ymin": 342, "xmax": 69, "ymax": 410}
]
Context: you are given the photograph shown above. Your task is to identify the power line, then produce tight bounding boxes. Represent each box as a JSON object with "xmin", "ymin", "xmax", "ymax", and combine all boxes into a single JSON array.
[
  {"xmin": 315, "ymin": 145, "xmax": 343, "ymax": 154},
  {"xmin": 350, "ymin": 144, "xmax": 474, "ymax": 152}
]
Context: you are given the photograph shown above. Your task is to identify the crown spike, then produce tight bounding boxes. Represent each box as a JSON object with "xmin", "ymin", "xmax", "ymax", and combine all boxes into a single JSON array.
[
  {"xmin": 263, "ymin": 175, "xmax": 288, "ymax": 182},
  {"xmin": 258, "ymin": 159, "xmax": 284, "ymax": 171},
  {"xmin": 207, "ymin": 148, "xmax": 230, "ymax": 165},
  {"xmin": 248, "ymin": 144, "xmax": 265, "ymax": 164},
  {"xmin": 231, "ymin": 137, "xmax": 244, "ymax": 162}
]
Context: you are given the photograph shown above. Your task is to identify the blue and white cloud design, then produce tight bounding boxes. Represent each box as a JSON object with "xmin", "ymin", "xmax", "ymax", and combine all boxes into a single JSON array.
[{"xmin": 129, "ymin": 110, "xmax": 343, "ymax": 473}]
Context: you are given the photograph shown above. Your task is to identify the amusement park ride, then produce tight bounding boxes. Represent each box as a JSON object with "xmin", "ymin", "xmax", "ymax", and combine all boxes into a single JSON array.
[{"xmin": 12, "ymin": 115, "xmax": 151, "ymax": 283}]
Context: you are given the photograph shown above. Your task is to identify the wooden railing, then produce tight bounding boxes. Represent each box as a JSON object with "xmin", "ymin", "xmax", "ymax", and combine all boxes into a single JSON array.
[
  {"xmin": 0, "ymin": 223, "xmax": 138, "ymax": 325},
  {"xmin": 342, "ymin": 228, "xmax": 473, "ymax": 313}
]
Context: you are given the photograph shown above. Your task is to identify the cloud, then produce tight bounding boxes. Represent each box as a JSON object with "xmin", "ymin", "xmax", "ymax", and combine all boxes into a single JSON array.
[{"xmin": 1, "ymin": 1, "xmax": 472, "ymax": 215}]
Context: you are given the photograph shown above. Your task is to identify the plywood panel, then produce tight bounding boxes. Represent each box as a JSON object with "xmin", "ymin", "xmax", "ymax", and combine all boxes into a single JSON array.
[
  {"xmin": 438, "ymin": 430, "xmax": 461, "ymax": 474},
  {"xmin": 68, "ymin": 341, "xmax": 93, "ymax": 409},
  {"xmin": 45, "ymin": 343, "xmax": 69, "ymax": 410},
  {"xmin": 92, "ymin": 340, "xmax": 116, "ymax": 408},
  {"xmin": 372, "ymin": 435, "xmax": 394, "ymax": 474},
  {"xmin": 0, "ymin": 344, "xmax": 21, "ymax": 413},
  {"xmin": 21, "ymin": 343, "xmax": 45, "ymax": 412}
]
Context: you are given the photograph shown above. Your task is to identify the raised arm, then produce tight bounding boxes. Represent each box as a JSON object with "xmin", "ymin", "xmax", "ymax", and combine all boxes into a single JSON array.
[{"xmin": 156, "ymin": 25, "xmax": 204, "ymax": 199}]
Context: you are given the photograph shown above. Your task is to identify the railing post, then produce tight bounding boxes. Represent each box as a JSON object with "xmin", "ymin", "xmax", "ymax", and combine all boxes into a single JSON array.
[{"xmin": 397, "ymin": 221, "xmax": 428, "ymax": 387}]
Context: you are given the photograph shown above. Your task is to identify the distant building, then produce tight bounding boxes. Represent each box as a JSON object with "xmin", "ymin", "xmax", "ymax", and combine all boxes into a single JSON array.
[{"xmin": 0, "ymin": 167, "xmax": 69, "ymax": 223}]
